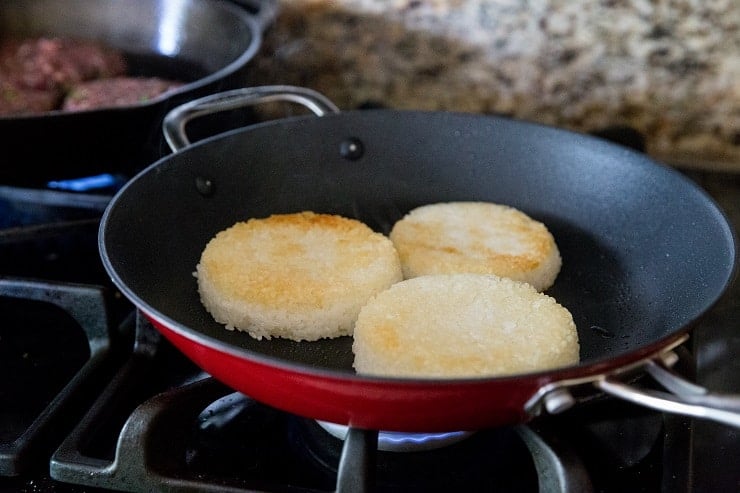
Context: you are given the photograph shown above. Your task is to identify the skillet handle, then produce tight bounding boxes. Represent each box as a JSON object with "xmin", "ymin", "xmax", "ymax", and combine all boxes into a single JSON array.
[
  {"xmin": 230, "ymin": 0, "xmax": 279, "ymax": 33},
  {"xmin": 162, "ymin": 85, "xmax": 340, "ymax": 152},
  {"xmin": 595, "ymin": 359, "xmax": 740, "ymax": 428}
]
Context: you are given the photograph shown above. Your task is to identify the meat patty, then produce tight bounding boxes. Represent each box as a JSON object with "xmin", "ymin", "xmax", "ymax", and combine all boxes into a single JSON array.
[
  {"xmin": 0, "ymin": 36, "xmax": 131, "ymax": 115},
  {"xmin": 0, "ymin": 74, "xmax": 59, "ymax": 115},
  {"xmin": 0, "ymin": 37, "xmax": 127, "ymax": 92},
  {"xmin": 62, "ymin": 77, "xmax": 183, "ymax": 111}
]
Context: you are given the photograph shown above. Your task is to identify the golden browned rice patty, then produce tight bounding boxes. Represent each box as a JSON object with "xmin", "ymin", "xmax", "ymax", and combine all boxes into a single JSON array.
[
  {"xmin": 196, "ymin": 211, "xmax": 403, "ymax": 341},
  {"xmin": 389, "ymin": 202, "xmax": 562, "ymax": 291},
  {"xmin": 352, "ymin": 274, "xmax": 579, "ymax": 378}
]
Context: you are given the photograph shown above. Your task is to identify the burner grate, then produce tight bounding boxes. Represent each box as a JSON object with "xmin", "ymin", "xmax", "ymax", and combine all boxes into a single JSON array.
[{"xmin": 0, "ymin": 279, "xmax": 126, "ymax": 476}]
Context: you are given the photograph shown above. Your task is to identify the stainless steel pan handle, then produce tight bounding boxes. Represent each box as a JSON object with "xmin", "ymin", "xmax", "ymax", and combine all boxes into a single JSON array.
[
  {"xmin": 162, "ymin": 85, "xmax": 340, "ymax": 152},
  {"xmin": 595, "ymin": 359, "xmax": 740, "ymax": 428},
  {"xmin": 527, "ymin": 337, "xmax": 740, "ymax": 429}
]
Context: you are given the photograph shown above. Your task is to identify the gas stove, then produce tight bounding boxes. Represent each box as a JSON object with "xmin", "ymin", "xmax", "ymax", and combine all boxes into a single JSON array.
[{"xmin": 0, "ymin": 166, "xmax": 738, "ymax": 493}]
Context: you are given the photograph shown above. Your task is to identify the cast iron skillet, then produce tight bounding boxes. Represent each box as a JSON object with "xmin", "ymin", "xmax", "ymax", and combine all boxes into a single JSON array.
[
  {"xmin": 99, "ymin": 86, "xmax": 740, "ymax": 432},
  {"xmin": 0, "ymin": 0, "xmax": 271, "ymax": 185}
]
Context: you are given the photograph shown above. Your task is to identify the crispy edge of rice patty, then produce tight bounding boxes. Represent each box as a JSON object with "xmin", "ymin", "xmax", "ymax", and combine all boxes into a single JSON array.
[
  {"xmin": 195, "ymin": 211, "xmax": 403, "ymax": 341},
  {"xmin": 389, "ymin": 201, "xmax": 562, "ymax": 291},
  {"xmin": 352, "ymin": 273, "xmax": 580, "ymax": 378}
]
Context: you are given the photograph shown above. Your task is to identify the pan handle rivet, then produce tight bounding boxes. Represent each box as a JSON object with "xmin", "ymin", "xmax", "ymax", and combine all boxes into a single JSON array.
[
  {"xmin": 543, "ymin": 388, "xmax": 576, "ymax": 414},
  {"xmin": 195, "ymin": 176, "xmax": 215, "ymax": 197},
  {"xmin": 339, "ymin": 137, "xmax": 364, "ymax": 161}
]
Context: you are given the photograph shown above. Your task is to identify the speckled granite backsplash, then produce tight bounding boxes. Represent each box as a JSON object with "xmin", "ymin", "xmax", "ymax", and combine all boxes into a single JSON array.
[{"xmin": 247, "ymin": 0, "xmax": 740, "ymax": 171}]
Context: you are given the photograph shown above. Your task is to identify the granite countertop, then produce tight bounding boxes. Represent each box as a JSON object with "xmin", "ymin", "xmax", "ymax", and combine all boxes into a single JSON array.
[{"xmin": 247, "ymin": 0, "xmax": 740, "ymax": 171}]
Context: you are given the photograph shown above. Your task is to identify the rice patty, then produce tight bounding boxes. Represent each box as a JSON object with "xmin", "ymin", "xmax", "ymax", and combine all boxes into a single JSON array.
[
  {"xmin": 389, "ymin": 202, "xmax": 561, "ymax": 291},
  {"xmin": 352, "ymin": 274, "xmax": 580, "ymax": 378},
  {"xmin": 196, "ymin": 211, "xmax": 403, "ymax": 341}
]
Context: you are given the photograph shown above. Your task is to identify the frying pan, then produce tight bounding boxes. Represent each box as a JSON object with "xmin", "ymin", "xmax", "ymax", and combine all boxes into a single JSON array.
[
  {"xmin": 0, "ymin": 0, "xmax": 271, "ymax": 185},
  {"xmin": 99, "ymin": 86, "xmax": 740, "ymax": 432}
]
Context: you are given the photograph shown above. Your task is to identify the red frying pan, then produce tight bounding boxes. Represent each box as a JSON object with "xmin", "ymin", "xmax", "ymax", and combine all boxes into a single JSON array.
[{"xmin": 99, "ymin": 86, "xmax": 739, "ymax": 431}]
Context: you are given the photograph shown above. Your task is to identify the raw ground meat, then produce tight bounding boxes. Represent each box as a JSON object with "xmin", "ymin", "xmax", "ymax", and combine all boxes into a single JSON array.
[
  {"xmin": 0, "ymin": 36, "xmax": 183, "ymax": 115},
  {"xmin": 0, "ymin": 37, "xmax": 127, "ymax": 92}
]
